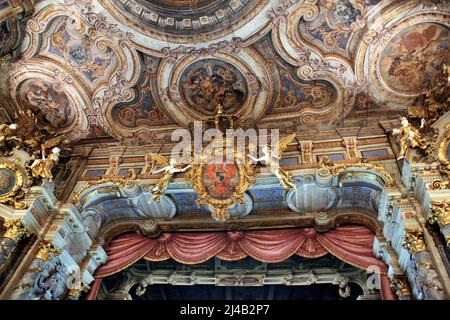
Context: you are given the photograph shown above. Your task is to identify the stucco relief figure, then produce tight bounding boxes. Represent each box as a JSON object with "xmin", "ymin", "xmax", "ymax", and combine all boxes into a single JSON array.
[
  {"xmin": 23, "ymin": 80, "xmax": 74, "ymax": 129},
  {"xmin": 148, "ymin": 153, "xmax": 191, "ymax": 202},
  {"xmin": 392, "ymin": 117, "xmax": 427, "ymax": 160},
  {"xmin": 0, "ymin": 123, "xmax": 20, "ymax": 155},
  {"xmin": 248, "ymin": 133, "xmax": 297, "ymax": 190},
  {"xmin": 30, "ymin": 147, "xmax": 61, "ymax": 182}
]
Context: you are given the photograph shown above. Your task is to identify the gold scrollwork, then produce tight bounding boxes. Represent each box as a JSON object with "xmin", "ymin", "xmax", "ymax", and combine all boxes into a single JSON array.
[
  {"xmin": 402, "ymin": 227, "xmax": 427, "ymax": 254},
  {"xmin": 72, "ymin": 169, "xmax": 137, "ymax": 204},
  {"xmin": 3, "ymin": 219, "xmax": 31, "ymax": 241},
  {"xmin": 319, "ymin": 156, "xmax": 395, "ymax": 187},
  {"xmin": 0, "ymin": 161, "xmax": 30, "ymax": 209},
  {"xmin": 429, "ymin": 179, "xmax": 449, "ymax": 190}
]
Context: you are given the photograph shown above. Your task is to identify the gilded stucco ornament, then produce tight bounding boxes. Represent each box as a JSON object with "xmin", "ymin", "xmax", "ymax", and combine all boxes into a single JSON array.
[
  {"xmin": 30, "ymin": 147, "xmax": 61, "ymax": 182},
  {"xmin": 390, "ymin": 276, "xmax": 412, "ymax": 298},
  {"xmin": 0, "ymin": 123, "xmax": 20, "ymax": 156},
  {"xmin": 0, "ymin": 161, "xmax": 30, "ymax": 209},
  {"xmin": 318, "ymin": 156, "xmax": 395, "ymax": 187},
  {"xmin": 402, "ymin": 227, "xmax": 427, "ymax": 254},
  {"xmin": 184, "ymin": 106, "xmax": 256, "ymax": 222},
  {"xmin": 36, "ymin": 241, "xmax": 61, "ymax": 261},
  {"xmin": 3, "ymin": 219, "xmax": 31, "ymax": 241},
  {"xmin": 428, "ymin": 200, "xmax": 450, "ymax": 244},
  {"xmin": 72, "ymin": 169, "xmax": 137, "ymax": 205}
]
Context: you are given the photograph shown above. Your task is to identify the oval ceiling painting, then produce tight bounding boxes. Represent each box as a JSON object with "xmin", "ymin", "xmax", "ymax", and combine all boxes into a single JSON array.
[{"xmin": 380, "ymin": 23, "xmax": 449, "ymax": 94}]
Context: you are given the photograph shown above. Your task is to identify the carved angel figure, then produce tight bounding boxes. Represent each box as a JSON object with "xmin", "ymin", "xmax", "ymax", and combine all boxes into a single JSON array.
[
  {"xmin": 392, "ymin": 117, "xmax": 427, "ymax": 160},
  {"xmin": 0, "ymin": 123, "xmax": 20, "ymax": 155},
  {"xmin": 30, "ymin": 147, "xmax": 61, "ymax": 182},
  {"xmin": 148, "ymin": 153, "xmax": 191, "ymax": 202},
  {"xmin": 248, "ymin": 133, "xmax": 296, "ymax": 190}
]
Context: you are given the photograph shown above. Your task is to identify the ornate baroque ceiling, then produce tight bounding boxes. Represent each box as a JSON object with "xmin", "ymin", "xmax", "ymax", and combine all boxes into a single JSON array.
[{"xmin": 0, "ymin": 0, "xmax": 449, "ymax": 144}]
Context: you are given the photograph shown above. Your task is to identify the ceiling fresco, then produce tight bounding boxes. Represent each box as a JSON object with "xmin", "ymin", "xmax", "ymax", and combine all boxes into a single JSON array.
[
  {"xmin": 379, "ymin": 23, "xmax": 449, "ymax": 94},
  {"xmin": 0, "ymin": 0, "xmax": 448, "ymax": 144}
]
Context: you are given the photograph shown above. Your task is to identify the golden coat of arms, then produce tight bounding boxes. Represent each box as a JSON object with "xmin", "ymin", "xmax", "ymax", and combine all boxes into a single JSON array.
[
  {"xmin": 148, "ymin": 105, "xmax": 297, "ymax": 222},
  {"xmin": 184, "ymin": 145, "xmax": 256, "ymax": 222}
]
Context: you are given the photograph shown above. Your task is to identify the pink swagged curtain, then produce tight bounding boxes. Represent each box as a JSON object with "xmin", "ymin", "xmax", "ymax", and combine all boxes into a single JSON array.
[{"xmin": 85, "ymin": 225, "xmax": 396, "ymax": 300}]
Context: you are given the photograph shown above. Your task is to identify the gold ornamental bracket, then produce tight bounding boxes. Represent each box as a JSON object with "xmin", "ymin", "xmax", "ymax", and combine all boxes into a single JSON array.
[{"xmin": 318, "ymin": 156, "xmax": 395, "ymax": 188}]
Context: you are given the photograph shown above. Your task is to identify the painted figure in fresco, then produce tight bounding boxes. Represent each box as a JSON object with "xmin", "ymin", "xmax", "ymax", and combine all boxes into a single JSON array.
[
  {"xmin": 330, "ymin": 0, "xmax": 361, "ymax": 27},
  {"xmin": 25, "ymin": 81, "xmax": 73, "ymax": 129},
  {"xmin": 392, "ymin": 117, "xmax": 427, "ymax": 160},
  {"xmin": 181, "ymin": 60, "xmax": 246, "ymax": 114},
  {"xmin": 248, "ymin": 134, "xmax": 297, "ymax": 190},
  {"xmin": 381, "ymin": 24, "xmax": 449, "ymax": 93},
  {"xmin": 30, "ymin": 147, "xmax": 61, "ymax": 181},
  {"xmin": 148, "ymin": 153, "xmax": 191, "ymax": 202}
]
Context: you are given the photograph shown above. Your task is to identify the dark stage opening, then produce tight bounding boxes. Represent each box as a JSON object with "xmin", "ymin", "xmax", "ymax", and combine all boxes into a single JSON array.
[{"xmin": 130, "ymin": 282, "xmax": 363, "ymax": 300}]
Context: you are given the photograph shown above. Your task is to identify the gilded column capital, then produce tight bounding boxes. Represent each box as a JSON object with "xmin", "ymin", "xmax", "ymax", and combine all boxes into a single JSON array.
[
  {"xmin": 390, "ymin": 276, "xmax": 412, "ymax": 298},
  {"xmin": 35, "ymin": 241, "xmax": 61, "ymax": 261},
  {"xmin": 428, "ymin": 200, "xmax": 450, "ymax": 227},
  {"xmin": 428, "ymin": 200, "xmax": 450, "ymax": 245},
  {"xmin": 3, "ymin": 219, "xmax": 31, "ymax": 242},
  {"xmin": 402, "ymin": 227, "xmax": 427, "ymax": 254}
]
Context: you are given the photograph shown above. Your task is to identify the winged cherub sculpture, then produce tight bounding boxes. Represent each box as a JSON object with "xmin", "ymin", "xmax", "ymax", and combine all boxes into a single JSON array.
[
  {"xmin": 248, "ymin": 133, "xmax": 297, "ymax": 190},
  {"xmin": 148, "ymin": 153, "xmax": 191, "ymax": 202},
  {"xmin": 30, "ymin": 147, "xmax": 61, "ymax": 182},
  {"xmin": 392, "ymin": 117, "xmax": 427, "ymax": 160}
]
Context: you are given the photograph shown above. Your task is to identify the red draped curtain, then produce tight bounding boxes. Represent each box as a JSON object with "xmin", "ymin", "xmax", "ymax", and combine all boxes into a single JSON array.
[{"xmin": 84, "ymin": 225, "xmax": 396, "ymax": 300}]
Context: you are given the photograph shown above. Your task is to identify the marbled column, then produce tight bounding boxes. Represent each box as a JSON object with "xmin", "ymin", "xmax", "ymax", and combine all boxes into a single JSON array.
[
  {"xmin": 9, "ymin": 241, "xmax": 64, "ymax": 300},
  {"xmin": 402, "ymin": 227, "xmax": 446, "ymax": 299},
  {"xmin": 0, "ymin": 219, "xmax": 30, "ymax": 270}
]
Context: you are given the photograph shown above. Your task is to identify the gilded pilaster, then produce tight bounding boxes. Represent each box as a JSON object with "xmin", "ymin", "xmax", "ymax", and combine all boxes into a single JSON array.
[{"xmin": 0, "ymin": 219, "xmax": 30, "ymax": 270}]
